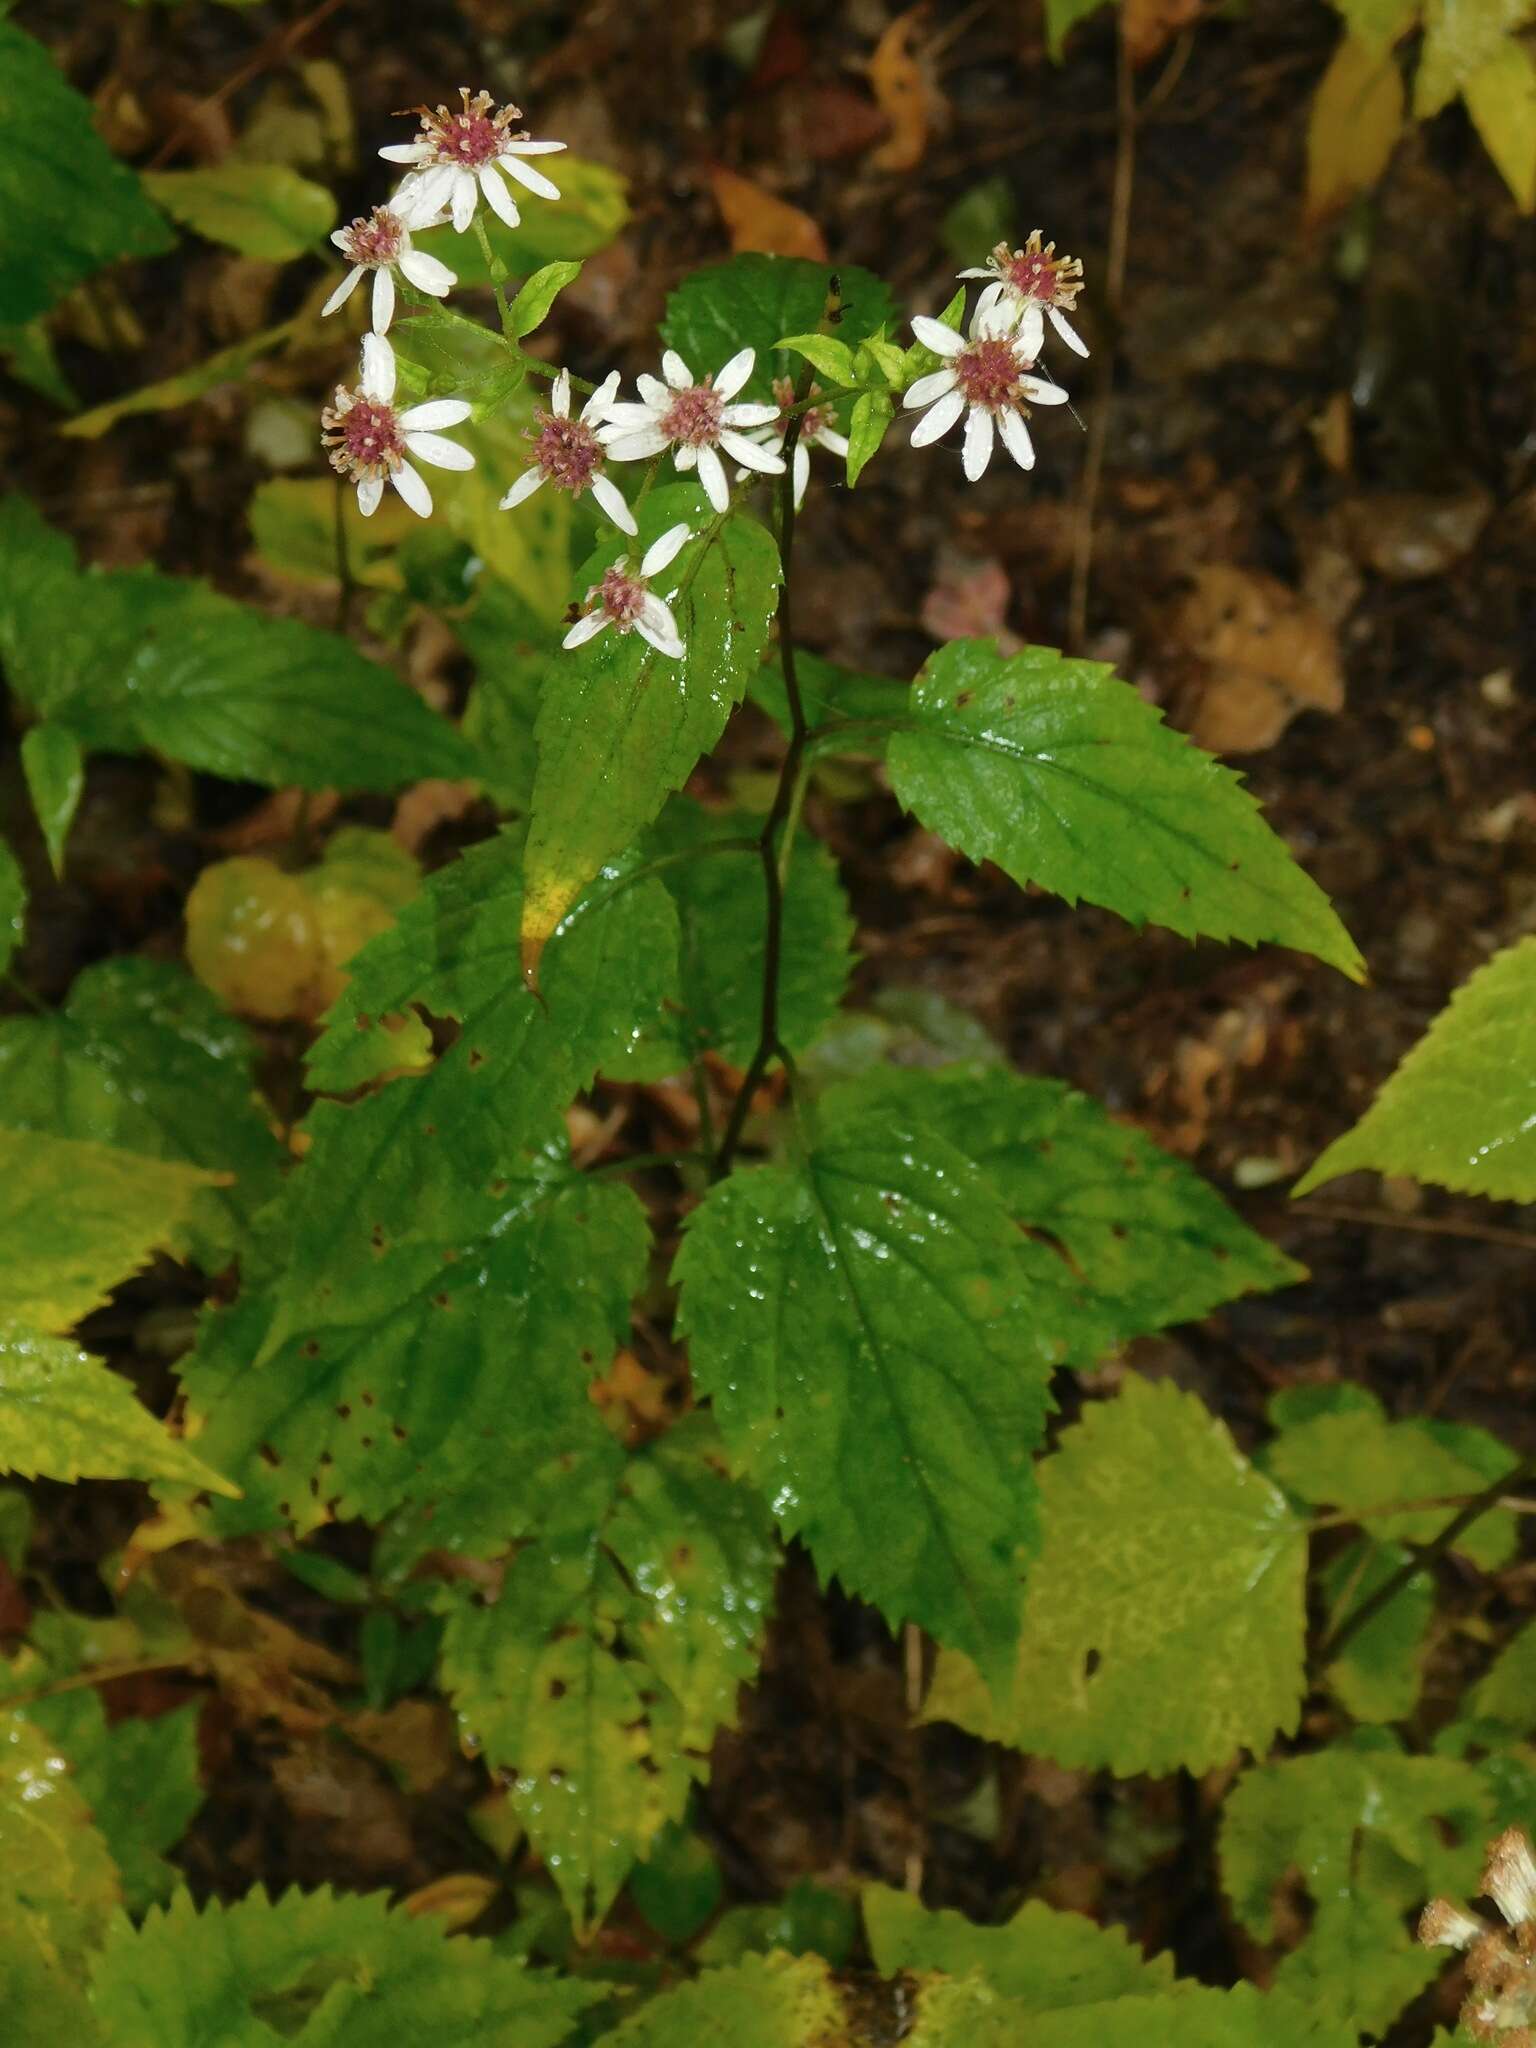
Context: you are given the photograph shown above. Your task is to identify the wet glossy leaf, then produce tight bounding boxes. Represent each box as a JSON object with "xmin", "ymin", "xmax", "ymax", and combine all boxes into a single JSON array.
[
  {"xmin": 676, "ymin": 1105, "xmax": 1056, "ymax": 1686},
  {"xmin": 0, "ymin": 20, "xmax": 171, "ymax": 325},
  {"xmin": 614, "ymin": 796, "xmax": 853, "ymax": 1075},
  {"xmin": 592, "ymin": 1950, "xmax": 843, "ymax": 2047},
  {"xmin": 439, "ymin": 1422, "xmax": 776, "ymax": 1930},
  {"xmin": 0, "ymin": 957, "xmax": 284, "ymax": 1265},
  {"xmin": 827, "ymin": 1065, "xmax": 1302, "ymax": 1357},
  {"xmin": 0, "ymin": 495, "xmax": 474, "ymax": 793},
  {"xmin": 1220, "ymin": 1743, "xmax": 1490, "ymax": 2036},
  {"xmin": 0, "ymin": 843, "xmax": 22, "ymax": 980},
  {"xmin": 1297, "ymin": 936, "xmax": 1536, "ymax": 1199},
  {"xmin": 864, "ymin": 1885, "xmax": 1176, "ymax": 2009},
  {"xmin": 750, "ymin": 647, "xmax": 905, "ymax": 735},
  {"xmin": 88, "ymin": 1884, "xmax": 601, "ymax": 2047},
  {"xmin": 19, "ymin": 724, "xmax": 83, "ymax": 878},
  {"xmin": 521, "ymin": 484, "xmax": 780, "ymax": 975},
  {"xmin": 1306, "ymin": 34, "xmax": 1406, "ymax": 218},
  {"xmin": 887, "ymin": 640, "xmax": 1363, "ymax": 979},
  {"xmin": 143, "ymin": 163, "xmax": 335, "ymax": 260},
  {"xmin": 184, "ymin": 857, "xmax": 330, "ymax": 1025},
  {"xmin": 845, "ymin": 389, "xmax": 894, "ymax": 485},
  {"xmin": 0, "ymin": 1324, "xmax": 236, "ymax": 1495},
  {"xmin": 923, "ymin": 1379, "xmax": 1306, "ymax": 1773},
  {"xmin": 456, "ymin": 578, "xmax": 555, "ymax": 811},
  {"xmin": 1319, "ymin": 1540, "xmax": 1432, "ymax": 1722},
  {"xmin": 1264, "ymin": 1396, "xmax": 1517, "ymax": 1568},
  {"xmin": 0, "ymin": 1127, "xmax": 222, "ymax": 1332},
  {"xmin": 508, "ymin": 260, "xmax": 584, "ymax": 338},
  {"xmin": 411, "ymin": 155, "xmax": 630, "ymax": 278},
  {"xmin": 661, "ymin": 254, "xmax": 897, "ymax": 404},
  {"xmin": 1, "ymin": 1707, "xmax": 120, "ymax": 2019}
]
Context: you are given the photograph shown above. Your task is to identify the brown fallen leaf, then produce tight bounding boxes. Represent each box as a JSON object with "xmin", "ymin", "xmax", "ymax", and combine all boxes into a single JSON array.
[
  {"xmin": 1124, "ymin": 0, "xmax": 1201, "ymax": 66},
  {"xmin": 707, "ymin": 164, "xmax": 828, "ymax": 261},
  {"xmin": 920, "ymin": 552, "xmax": 1022, "ymax": 654},
  {"xmin": 1167, "ymin": 565, "xmax": 1345, "ymax": 754},
  {"xmin": 1339, "ymin": 483, "xmax": 1493, "ymax": 580},
  {"xmin": 391, "ymin": 777, "xmax": 480, "ymax": 853},
  {"xmin": 403, "ymin": 1874, "xmax": 501, "ymax": 1930},
  {"xmin": 867, "ymin": 5, "xmax": 934, "ymax": 173}
]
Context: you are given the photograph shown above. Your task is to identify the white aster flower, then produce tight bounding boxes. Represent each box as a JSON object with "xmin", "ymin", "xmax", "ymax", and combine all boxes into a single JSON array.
[
  {"xmin": 598, "ymin": 347, "xmax": 783, "ymax": 515},
  {"xmin": 499, "ymin": 369, "xmax": 635, "ymax": 535},
  {"xmin": 903, "ymin": 298, "xmax": 1069, "ymax": 481},
  {"xmin": 958, "ymin": 230, "xmax": 1089, "ymax": 358},
  {"xmin": 321, "ymin": 332, "xmax": 474, "ymax": 519},
  {"xmin": 322, "ymin": 205, "xmax": 457, "ymax": 335},
  {"xmin": 742, "ymin": 377, "xmax": 850, "ymax": 508},
  {"xmin": 381, "ymin": 87, "xmax": 565, "ymax": 237},
  {"xmin": 563, "ymin": 523, "xmax": 692, "ymax": 661}
]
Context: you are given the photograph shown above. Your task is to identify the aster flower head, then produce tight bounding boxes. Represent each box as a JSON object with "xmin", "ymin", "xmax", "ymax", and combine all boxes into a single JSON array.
[
  {"xmin": 903, "ymin": 297, "xmax": 1070, "ymax": 482},
  {"xmin": 745, "ymin": 377, "xmax": 850, "ymax": 509},
  {"xmin": 322, "ymin": 205, "xmax": 457, "ymax": 336},
  {"xmin": 321, "ymin": 333, "xmax": 474, "ymax": 519},
  {"xmin": 563, "ymin": 523, "xmax": 692, "ymax": 661},
  {"xmin": 598, "ymin": 348, "xmax": 784, "ymax": 515},
  {"xmin": 381, "ymin": 88, "xmax": 566, "ymax": 237},
  {"xmin": 499, "ymin": 369, "xmax": 635, "ymax": 535},
  {"xmin": 959, "ymin": 230, "xmax": 1089, "ymax": 358},
  {"xmin": 1420, "ymin": 1828, "xmax": 1536, "ymax": 2045}
]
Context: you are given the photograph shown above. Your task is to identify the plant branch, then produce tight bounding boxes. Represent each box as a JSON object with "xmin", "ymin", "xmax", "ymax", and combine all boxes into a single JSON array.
[{"xmin": 1309, "ymin": 1454, "xmax": 1536, "ymax": 1679}]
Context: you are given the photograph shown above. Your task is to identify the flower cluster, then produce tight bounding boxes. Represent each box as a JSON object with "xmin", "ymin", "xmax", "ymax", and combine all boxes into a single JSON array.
[
  {"xmin": 1421, "ymin": 1825, "xmax": 1536, "ymax": 2045},
  {"xmin": 316, "ymin": 80, "xmax": 1089, "ymax": 665}
]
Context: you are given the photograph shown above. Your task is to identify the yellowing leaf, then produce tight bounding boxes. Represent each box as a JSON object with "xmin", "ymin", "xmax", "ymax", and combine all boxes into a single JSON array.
[
  {"xmin": 1306, "ymin": 35, "xmax": 1406, "ymax": 220},
  {"xmin": 0, "ymin": 1128, "xmax": 223, "ymax": 1332},
  {"xmin": 142, "ymin": 163, "xmax": 335, "ymax": 261},
  {"xmin": 1415, "ymin": 0, "xmax": 1536, "ymax": 116},
  {"xmin": 1463, "ymin": 35, "xmax": 1536, "ymax": 206},
  {"xmin": 185, "ymin": 857, "xmax": 326, "ymax": 1024}
]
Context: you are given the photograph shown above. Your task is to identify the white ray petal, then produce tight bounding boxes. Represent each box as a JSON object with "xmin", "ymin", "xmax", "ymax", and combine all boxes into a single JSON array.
[
  {"xmin": 502, "ymin": 138, "xmax": 567, "ymax": 155},
  {"xmin": 379, "ymin": 143, "xmax": 431, "ymax": 163},
  {"xmin": 499, "ymin": 468, "xmax": 546, "ymax": 510},
  {"xmin": 719, "ymin": 429, "xmax": 784, "ymax": 473},
  {"xmin": 399, "ymin": 247, "xmax": 456, "ymax": 295},
  {"xmin": 1020, "ymin": 376, "xmax": 1070, "ymax": 405},
  {"xmin": 496, "ymin": 151, "xmax": 561, "ymax": 199},
  {"xmin": 661, "ymin": 350, "xmax": 693, "ymax": 389},
  {"xmin": 672, "ymin": 444, "xmax": 698, "ymax": 470},
  {"xmin": 361, "ymin": 331, "xmax": 396, "ymax": 402},
  {"xmin": 357, "ymin": 476, "xmax": 385, "ymax": 517},
  {"xmin": 581, "ymin": 371, "xmax": 622, "ymax": 422},
  {"xmin": 589, "ymin": 473, "xmax": 637, "ymax": 533},
  {"xmin": 695, "ymin": 445, "xmax": 729, "ymax": 512},
  {"xmin": 815, "ymin": 428, "xmax": 849, "ymax": 455},
  {"xmin": 371, "ymin": 266, "xmax": 396, "ymax": 334},
  {"xmin": 322, "ymin": 266, "xmax": 363, "ymax": 317},
  {"xmin": 563, "ymin": 611, "xmax": 608, "ymax": 649},
  {"xmin": 399, "ymin": 398, "xmax": 471, "ymax": 429},
  {"xmin": 962, "ymin": 406, "xmax": 994, "ymax": 481},
  {"xmin": 720, "ymin": 401, "xmax": 779, "ymax": 428},
  {"xmin": 450, "ymin": 171, "xmax": 477, "ymax": 234},
  {"xmin": 792, "ymin": 441, "xmax": 810, "ymax": 508},
  {"xmin": 636, "ymin": 596, "xmax": 685, "ymax": 659},
  {"xmin": 909, "ymin": 387, "xmax": 965, "ymax": 447},
  {"xmin": 910, "ymin": 315, "xmax": 965, "ymax": 357},
  {"xmin": 714, "ymin": 347, "xmax": 756, "ymax": 400},
  {"xmin": 391, "ymin": 460, "xmax": 433, "ymax": 517},
  {"xmin": 550, "ymin": 367, "xmax": 572, "ymax": 417},
  {"xmin": 903, "ymin": 367, "xmax": 957, "ymax": 410},
  {"xmin": 477, "ymin": 163, "xmax": 521, "ymax": 229},
  {"xmin": 603, "ymin": 427, "xmax": 671, "ymax": 461},
  {"xmin": 405, "ymin": 430, "xmax": 474, "ymax": 471},
  {"xmin": 640, "ymin": 522, "xmax": 692, "ymax": 577},
  {"xmin": 1048, "ymin": 305, "xmax": 1089, "ymax": 357},
  {"xmin": 998, "ymin": 407, "xmax": 1035, "ymax": 471}
]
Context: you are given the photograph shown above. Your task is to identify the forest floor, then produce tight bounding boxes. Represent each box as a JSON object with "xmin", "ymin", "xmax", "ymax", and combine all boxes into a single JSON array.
[{"xmin": 3, "ymin": 0, "xmax": 1535, "ymax": 2040}]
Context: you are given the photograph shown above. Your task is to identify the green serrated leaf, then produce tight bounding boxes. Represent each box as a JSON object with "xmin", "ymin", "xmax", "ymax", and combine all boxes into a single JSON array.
[
  {"xmin": 521, "ymin": 484, "xmax": 780, "ymax": 973},
  {"xmin": 440, "ymin": 1422, "xmax": 777, "ymax": 1930},
  {"xmin": 913, "ymin": 1983, "xmax": 1358, "ymax": 2048},
  {"xmin": 143, "ymin": 163, "xmax": 335, "ymax": 260},
  {"xmin": 628, "ymin": 1817, "xmax": 724, "ymax": 1942},
  {"xmin": 0, "ymin": 1127, "xmax": 223, "ymax": 1331},
  {"xmin": 864, "ymin": 1885, "xmax": 1175, "ymax": 2010},
  {"xmin": 750, "ymin": 646, "xmax": 905, "ymax": 736},
  {"xmin": 0, "ymin": 1323, "xmax": 236, "ymax": 1494},
  {"xmin": 88, "ymin": 1883, "xmax": 602, "ymax": 2047},
  {"xmin": 0, "ymin": 956, "xmax": 284, "ymax": 1266},
  {"xmin": 508, "ymin": 260, "xmax": 584, "ymax": 338},
  {"xmin": 827, "ymin": 1065, "xmax": 1302, "ymax": 1358},
  {"xmin": 1265, "ymin": 1402, "xmax": 1517, "ymax": 1567},
  {"xmin": 410, "ymin": 155, "xmax": 630, "ymax": 279},
  {"xmin": 19, "ymin": 723, "xmax": 82, "ymax": 877},
  {"xmin": 845, "ymin": 389, "xmax": 894, "ymax": 485},
  {"xmin": 1220, "ymin": 1742, "xmax": 1490, "ymax": 2035},
  {"xmin": 774, "ymin": 333, "xmax": 857, "ymax": 384},
  {"xmin": 1469, "ymin": 1619, "xmax": 1536, "ymax": 1732},
  {"xmin": 0, "ymin": 21, "xmax": 172, "ymax": 326},
  {"xmin": 661, "ymin": 255, "xmax": 897, "ymax": 404},
  {"xmin": 0, "ymin": 495, "xmax": 474, "ymax": 793},
  {"xmin": 1, "ymin": 1706, "xmax": 120, "ymax": 2026},
  {"xmin": 1297, "ymin": 937, "xmax": 1536, "ymax": 1200},
  {"xmin": 0, "ymin": 842, "xmax": 23, "ymax": 980},
  {"xmin": 923, "ymin": 1379, "xmax": 1306, "ymax": 1774},
  {"xmin": 592, "ymin": 1950, "xmax": 843, "ymax": 2046},
  {"xmin": 1319, "ymin": 1539, "xmax": 1432, "ymax": 1722},
  {"xmin": 676, "ymin": 1106, "xmax": 1055, "ymax": 1686},
  {"xmin": 888, "ymin": 641, "xmax": 1363, "ymax": 977},
  {"xmin": 613, "ymin": 795, "xmax": 853, "ymax": 1075}
]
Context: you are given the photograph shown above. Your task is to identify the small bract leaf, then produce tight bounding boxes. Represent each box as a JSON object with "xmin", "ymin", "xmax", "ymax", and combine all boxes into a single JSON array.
[
  {"xmin": 923, "ymin": 1379, "xmax": 1306, "ymax": 1774},
  {"xmin": 0, "ymin": 1323, "xmax": 235, "ymax": 1496},
  {"xmin": 846, "ymin": 388, "xmax": 894, "ymax": 484},
  {"xmin": 507, "ymin": 260, "xmax": 584, "ymax": 339},
  {"xmin": 143, "ymin": 163, "xmax": 336, "ymax": 261},
  {"xmin": 521, "ymin": 484, "xmax": 780, "ymax": 976},
  {"xmin": 1298, "ymin": 936, "xmax": 1536, "ymax": 1200},
  {"xmin": 888, "ymin": 640, "xmax": 1363, "ymax": 978},
  {"xmin": 676, "ymin": 1105, "xmax": 1055, "ymax": 1686},
  {"xmin": 1, "ymin": 1706, "xmax": 121, "ymax": 1982},
  {"xmin": 0, "ymin": 21, "xmax": 171, "ymax": 326},
  {"xmin": 19, "ymin": 725, "xmax": 83, "ymax": 878}
]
